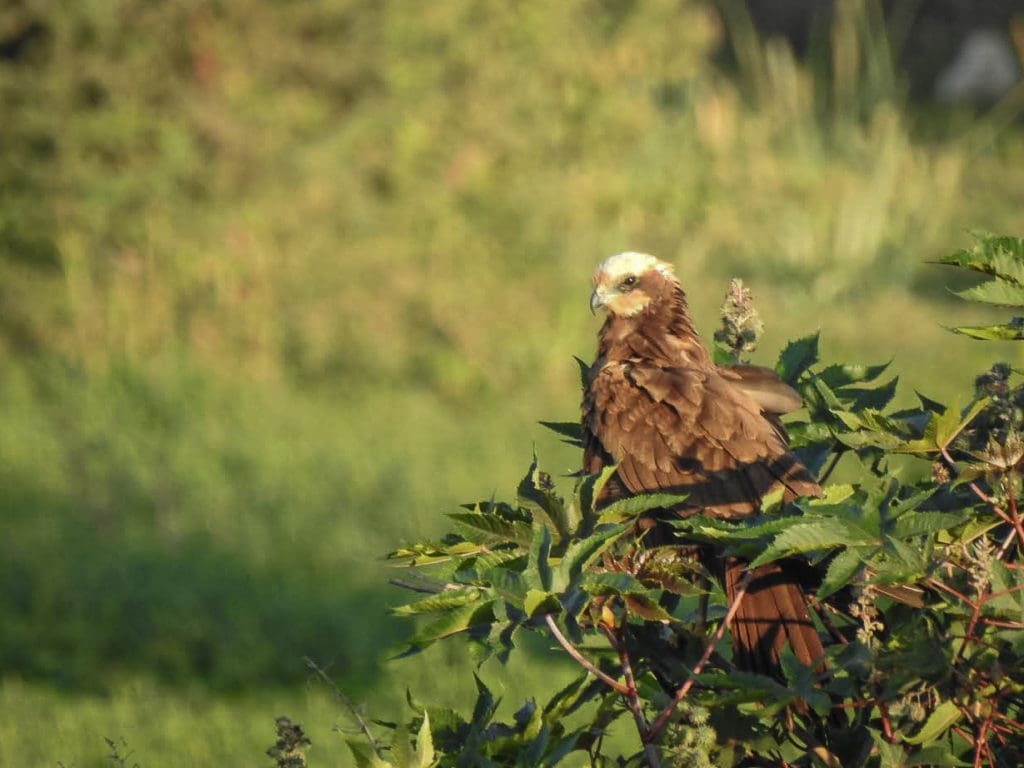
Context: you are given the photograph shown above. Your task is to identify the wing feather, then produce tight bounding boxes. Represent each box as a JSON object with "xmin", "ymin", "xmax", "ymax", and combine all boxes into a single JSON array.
[{"xmin": 584, "ymin": 361, "xmax": 819, "ymax": 518}]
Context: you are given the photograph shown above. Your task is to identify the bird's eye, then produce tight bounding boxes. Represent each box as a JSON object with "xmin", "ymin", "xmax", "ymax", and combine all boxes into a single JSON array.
[{"xmin": 620, "ymin": 275, "xmax": 637, "ymax": 290}]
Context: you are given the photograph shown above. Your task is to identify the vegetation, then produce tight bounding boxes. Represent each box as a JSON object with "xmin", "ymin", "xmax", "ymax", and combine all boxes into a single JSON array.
[{"xmin": 1, "ymin": 0, "xmax": 1023, "ymax": 765}]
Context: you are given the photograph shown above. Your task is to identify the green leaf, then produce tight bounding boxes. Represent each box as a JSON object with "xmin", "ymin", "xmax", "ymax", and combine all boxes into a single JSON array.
[
  {"xmin": 518, "ymin": 456, "xmax": 571, "ymax": 541},
  {"xmin": 954, "ymin": 278, "xmax": 1024, "ymax": 306},
  {"xmin": 842, "ymin": 375, "xmax": 899, "ymax": 411},
  {"xmin": 904, "ymin": 700, "xmax": 962, "ymax": 745},
  {"xmin": 524, "ymin": 589, "xmax": 561, "ymax": 617},
  {"xmin": 526, "ymin": 524, "xmax": 553, "ymax": 591},
  {"xmin": 776, "ymin": 332, "xmax": 819, "ymax": 385},
  {"xmin": 390, "ymin": 722, "xmax": 414, "ymax": 768},
  {"xmin": 580, "ymin": 571, "xmax": 654, "ymax": 597},
  {"xmin": 403, "ymin": 600, "xmax": 497, "ymax": 653},
  {"xmin": 818, "ymin": 548, "xmax": 864, "ymax": 599},
  {"xmin": 896, "ymin": 397, "xmax": 989, "ymax": 453},
  {"xmin": 448, "ymin": 511, "xmax": 534, "ymax": 548},
  {"xmin": 950, "ymin": 320, "xmax": 1024, "ymax": 340},
  {"xmin": 578, "ymin": 465, "xmax": 619, "ymax": 517},
  {"xmin": 486, "ymin": 567, "xmax": 528, "ymax": 603},
  {"xmin": 817, "ymin": 360, "xmax": 890, "ymax": 389},
  {"xmin": 939, "ymin": 234, "xmax": 1024, "ymax": 280},
  {"xmin": 750, "ymin": 518, "xmax": 875, "ymax": 568},
  {"xmin": 596, "ymin": 491, "xmax": 689, "ymax": 523},
  {"xmin": 574, "ymin": 355, "xmax": 591, "ymax": 390},
  {"xmin": 347, "ymin": 741, "xmax": 394, "ymax": 768},
  {"xmin": 890, "ymin": 511, "xmax": 960, "ymax": 540},
  {"xmin": 538, "ymin": 420, "xmax": 584, "ymax": 445},
  {"xmin": 907, "ymin": 745, "xmax": 970, "ymax": 766},
  {"xmin": 554, "ymin": 523, "xmax": 627, "ymax": 589},
  {"xmin": 414, "ymin": 711, "xmax": 434, "ymax": 768},
  {"xmin": 392, "ymin": 587, "xmax": 483, "ymax": 616}
]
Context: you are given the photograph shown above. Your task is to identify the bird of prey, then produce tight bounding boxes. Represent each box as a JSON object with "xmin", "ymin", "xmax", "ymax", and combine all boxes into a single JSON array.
[{"xmin": 582, "ymin": 251, "xmax": 825, "ymax": 677}]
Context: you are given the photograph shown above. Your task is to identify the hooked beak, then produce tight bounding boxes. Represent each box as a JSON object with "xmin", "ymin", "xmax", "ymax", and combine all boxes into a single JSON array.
[{"xmin": 590, "ymin": 288, "xmax": 606, "ymax": 315}]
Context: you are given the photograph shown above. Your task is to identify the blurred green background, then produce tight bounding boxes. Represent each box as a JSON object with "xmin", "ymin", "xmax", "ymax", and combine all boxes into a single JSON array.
[{"xmin": 2, "ymin": 1, "xmax": 1023, "ymax": 764}]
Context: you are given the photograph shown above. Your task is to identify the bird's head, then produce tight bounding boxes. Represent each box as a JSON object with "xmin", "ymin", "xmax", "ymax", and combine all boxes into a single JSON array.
[{"xmin": 590, "ymin": 252, "xmax": 678, "ymax": 317}]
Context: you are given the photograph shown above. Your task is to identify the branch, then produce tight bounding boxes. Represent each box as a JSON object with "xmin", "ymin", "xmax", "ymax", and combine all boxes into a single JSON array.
[
  {"xmin": 304, "ymin": 657, "xmax": 385, "ymax": 759},
  {"xmin": 645, "ymin": 570, "xmax": 753, "ymax": 742},
  {"xmin": 601, "ymin": 625, "xmax": 662, "ymax": 768},
  {"xmin": 544, "ymin": 614, "xmax": 630, "ymax": 695}
]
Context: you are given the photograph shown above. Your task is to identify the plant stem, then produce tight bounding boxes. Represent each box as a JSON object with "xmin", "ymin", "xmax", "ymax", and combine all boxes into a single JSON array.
[
  {"xmin": 645, "ymin": 570, "xmax": 752, "ymax": 742},
  {"xmin": 600, "ymin": 625, "xmax": 662, "ymax": 768},
  {"xmin": 544, "ymin": 614, "xmax": 630, "ymax": 695},
  {"xmin": 304, "ymin": 657, "xmax": 385, "ymax": 759}
]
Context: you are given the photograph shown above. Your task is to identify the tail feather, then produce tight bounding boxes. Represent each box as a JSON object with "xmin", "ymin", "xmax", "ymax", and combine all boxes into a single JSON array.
[{"xmin": 726, "ymin": 558, "xmax": 825, "ymax": 677}]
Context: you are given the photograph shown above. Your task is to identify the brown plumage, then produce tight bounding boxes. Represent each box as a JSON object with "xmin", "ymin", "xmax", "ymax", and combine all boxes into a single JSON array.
[{"xmin": 582, "ymin": 252, "xmax": 825, "ymax": 678}]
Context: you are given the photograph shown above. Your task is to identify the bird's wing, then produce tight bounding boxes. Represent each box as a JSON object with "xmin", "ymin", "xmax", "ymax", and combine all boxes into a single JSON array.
[
  {"xmin": 584, "ymin": 362, "xmax": 819, "ymax": 518},
  {"xmin": 720, "ymin": 364, "xmax": 805, "ymax": 415}
]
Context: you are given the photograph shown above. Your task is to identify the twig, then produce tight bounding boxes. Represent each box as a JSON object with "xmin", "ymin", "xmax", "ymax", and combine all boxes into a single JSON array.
[
  {"xmin": 927, "ymin": 577, "xmax": 974, "ymax": 606},
  {"xmin": 601, "ymin": 625, "xmax": 662, "ymax": 768},
  {"xmin": 645, "ymin": 570, "xmax": 753, "ymax": 742},
  {"xmin": 940, "ymin": 445, "xmax": 1002, "ymax": 508},
  {"xmin": 997, "ymin": 528, "xmax": 1018, "ymax": 559},
  {"xmin": 304, "ymin": 657, "xmax": 385, "ymax": 759},
  {"xmin": 544, "ymin": 614, "xmax": 630, "ymax": 695},
  {"xmin": 879, "ymin": 701, "xmax": 896, "ymax": 743},
  {"xmin": 818, "ymin": 450, "xmax": 844, "ymax": 485}
]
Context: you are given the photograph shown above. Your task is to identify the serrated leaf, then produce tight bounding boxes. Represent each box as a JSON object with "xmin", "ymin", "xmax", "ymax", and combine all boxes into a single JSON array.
[
  {"xmin": 842, "ymin": 375, "xmax": 899, "ymax": 411},
  {"xmin": 904, "ymin": 700, "xmax": 962, "ymax": 745},
  {"xmin": 403, "ymin": 600, "xmax": 497, "ymax": 653},
  {"xmin": 555, "ymin": 523, "xmax": 627, "ymax": 589},
  {"xmin": 896, "ymin": 397, "xmax": 989, "ymax": 454},
  {"xmin": 518, "ymin": 456, "xmax": 570, "ymax": 541},
  {"xmin": 950, "ymin": 321, "xmax": 1024, "ymax": 340},
  {"xmin": 818, "ymin": 548, "xmax": 864, "ymax": 599},
  {"xmin": 596, "ymin": 491, "xmax": 689, "ymax": 523},
  {"xmin": 574, "ymin": 355, "xmax": 591, "ymax": 390},
  {"xmin": 776, "ymin": 332, "xmax": 820, "ymax": 385},
  {"xmin": 414, "ymin": 711, "xmax": 434, "ymax": 768},
  {"xmin": 347, "ymin": 740, "xmax": 394, "ymax": 768},
  {"xmin": 580, "ymin": 571, "xmax": 653, "ymax": 597},
  {"xmin": 954, "ymin": 278, "xmax": 1024, "ymax": 306},
  {"xmin": 391, "ymin": 722, "xmax": 414, "ymax": 768},
  {"xmin": 623, "ymin": 593, "xmax": 673, "ymax": 622},
  {"xmin": 890, "ymin": 511, "xmax": 961, "ymax": 539},
  {"xmin": 538, "ymin": 420, "xmax": 584, "ymax": 445},
  {"xmin": 578, "ymin": 464, "xmax": 618, "ymax": 518},
  {"xmin": 486, "ymin": 567, "xmax": 528, "ymax": 603},
  {"xmin": 392, "ymin": 587, "xmax": 483, "ymax": 616},
  {"xmin": 750, "ymin": 519, "xmax": 875, "ymax": 568},
  {"xmin": 448, "ymin": 512, "xmax": 534, "ymax": 548},
  {"xmin": 939, "ymin": 234, "xmax": 1024, "ymax": 279}
]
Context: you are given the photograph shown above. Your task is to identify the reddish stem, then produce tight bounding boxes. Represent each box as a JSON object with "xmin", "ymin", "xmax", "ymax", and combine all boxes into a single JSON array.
[
  {"xmin": 645, "ymin": 570, "xmax": 752, "ymax": 743},
  {"xmin": 544, "ymin": 614, "xmax": 630, "ymax": 695}
]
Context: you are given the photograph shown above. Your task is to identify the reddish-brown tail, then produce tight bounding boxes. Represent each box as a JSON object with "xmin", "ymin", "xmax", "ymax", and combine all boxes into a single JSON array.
[{"xmin": 726, "ymin": 558, "xmax": 825, "ymax": 677}]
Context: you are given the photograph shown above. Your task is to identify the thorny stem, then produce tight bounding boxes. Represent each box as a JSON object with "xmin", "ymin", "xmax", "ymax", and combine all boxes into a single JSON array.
[
  {"xmin": 645, "ymin": 570, "xmax": 753, "ymax": 743},
  {"xmin": 304, "ymin": 657, "xmax": 385, "ymax": 759},
  {"xmin": 600, "ymin": 625, "xmax": 662, "ymax": 768},
  {"xmin": 544, "ymin": 614, "xmax": 630, "ymax": 695}
]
